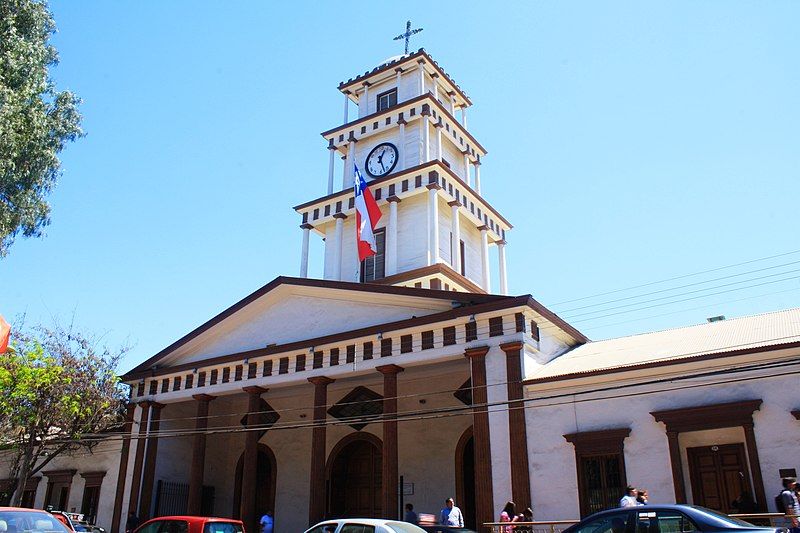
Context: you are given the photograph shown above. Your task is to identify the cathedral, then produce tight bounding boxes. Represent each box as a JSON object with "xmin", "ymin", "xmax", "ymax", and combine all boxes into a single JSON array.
[{"xmin": 3, "ymin": 49, "xmax": 799, "ymax": 533}]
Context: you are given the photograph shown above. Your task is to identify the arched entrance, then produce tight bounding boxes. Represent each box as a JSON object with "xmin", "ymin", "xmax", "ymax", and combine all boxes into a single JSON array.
[
  {"xmin": 326, "ymin": 433, "xmax": 382, "ymax": 519},
  {"xmin": 233, "ymin": 444, "xmax": 277, "ymax": 521},
  {"xmin": 455, "ymin": 427, "xmax": 476, "ymax": 530}
]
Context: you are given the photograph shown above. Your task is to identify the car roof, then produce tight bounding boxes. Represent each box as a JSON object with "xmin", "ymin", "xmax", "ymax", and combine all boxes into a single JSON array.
[
  {"xmin": 142, "ymin": 517, "xmax": 243, "ymax": 523},
  {"xmin": 0, "ymin": 508, "xmax": 53, "ymax": 512}
]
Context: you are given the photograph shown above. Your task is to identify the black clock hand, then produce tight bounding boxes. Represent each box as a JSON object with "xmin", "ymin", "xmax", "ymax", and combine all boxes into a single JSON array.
[{"xmin": 377, "ymin": 152, "xmax": 385, "ymax": 172}]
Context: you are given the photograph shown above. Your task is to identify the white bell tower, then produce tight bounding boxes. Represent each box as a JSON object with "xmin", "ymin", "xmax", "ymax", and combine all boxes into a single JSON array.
[{"xmin": 294, "ymin": 49, "xmax": 511, "ymax": 294}]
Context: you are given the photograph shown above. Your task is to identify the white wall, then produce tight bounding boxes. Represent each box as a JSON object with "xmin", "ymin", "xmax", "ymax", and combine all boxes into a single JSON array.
[{"xmin": 525, "ymin": 370, "xmax": 800, "ymax": 520}]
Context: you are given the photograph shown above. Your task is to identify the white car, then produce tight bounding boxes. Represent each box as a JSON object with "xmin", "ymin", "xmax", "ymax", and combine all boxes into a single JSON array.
[{"xmin": 305, "ymin": 518, "xmax": 426, "ymax": 533}]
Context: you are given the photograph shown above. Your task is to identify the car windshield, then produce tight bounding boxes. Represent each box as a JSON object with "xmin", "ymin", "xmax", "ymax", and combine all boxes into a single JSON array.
[
  {"xmin": 0, "ymin": 511, "xmax": 73, "ymax": 533},
  {"xmin": 385, "ymin": 522, "xmax": 426, "ymax": 533},
  {"xmin": 687, "ymin": 506, "xmax": 756, "ymax": 527}
]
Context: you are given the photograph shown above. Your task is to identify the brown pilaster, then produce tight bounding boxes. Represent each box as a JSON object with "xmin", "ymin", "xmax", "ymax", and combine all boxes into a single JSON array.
[
  {"xmin": 242, "ymin": 386, "xmax": 267, "ymax": 533},
  {"xmin": 377, "ymin": 364, "xmax": 404, "ymax": 520},
  {"xmin": 308, "ymin": 377, "xmax": 335, "ymax": 526},
  {"xmin": 138, "ymin": 402, "xmax": 164, "ymax": 519},
  {"xmin": 465, "ymin": 347, "xmax": 494, "ymax": 529},
  {"xmin": 127, "ymin": 401, "xmax": 151, "ymax": 515},
  {"xmin": 187, "ymin": 394, "xmax": 215, "ymax": 515},
  {"xmin": 111, "ymin": 403, "xmax": 135, "ymax": 533},
  {"xmin": 666, "ymin": 431, "xmax": 686, "ymax": 503},
  {"xmin": 500, "ymin": 342, "xmax": 531, "ymax": 511},
  {"xmin": 742, "ymin": 422, "xmax": 767, "ymax": 511}
]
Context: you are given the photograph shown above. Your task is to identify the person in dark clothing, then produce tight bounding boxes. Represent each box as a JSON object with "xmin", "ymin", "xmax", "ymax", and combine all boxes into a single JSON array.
[
  {"xmin": 404, "ymin": 504, "xmax": 418, "ymax": 525},
  {"xmin": 126, "ymin": 512, "xmax": 140, "ymax": 533}
]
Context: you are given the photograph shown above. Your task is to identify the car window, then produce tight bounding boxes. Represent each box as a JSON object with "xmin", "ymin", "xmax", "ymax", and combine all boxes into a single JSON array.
[
  {"xmin": 384, "ymin": 522, "xmax": 425, "ymax": 533},
  {"xmin": 636, "ymin": 511, "xmax": 699, "ymax": 533},
  {"xmin": 306, "ymin": 525, "xmax": 338, "ymax": 533},
  {"xmin": 340, "ymin": 525, "xmax": 376, "ymax": 533},
  {"xmin": 136, "ymin": 522, "xmax": 162, "ymax": 533},
  {"xmin": 203, "ymin": 523, "xmax": 243, "ymax": 533},
  {"xmin": 574, "ymin": 512, "xmax": 630, "ymax": 533},
  {"xmin": 0, "ymin": 511, "xmax": 72, "ymax": 533},
  {"xmin": 159, "ymin": 521, "xmax": 188, "ymax": 533}
]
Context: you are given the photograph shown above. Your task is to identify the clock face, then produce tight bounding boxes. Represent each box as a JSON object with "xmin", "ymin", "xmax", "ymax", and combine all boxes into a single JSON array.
[{"xmin": 365, "ymin": 143, "xmax": 399, "ymax": 178}]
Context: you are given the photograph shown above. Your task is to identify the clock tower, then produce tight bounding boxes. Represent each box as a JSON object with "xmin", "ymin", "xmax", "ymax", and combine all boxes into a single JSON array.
[{"xmin": 294, "ymin": 49, "xmax": 511, "ymax": 294}]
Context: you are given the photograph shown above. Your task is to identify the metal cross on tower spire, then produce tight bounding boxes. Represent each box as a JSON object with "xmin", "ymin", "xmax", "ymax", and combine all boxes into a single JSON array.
[{"xmin": 393, "ymin": 21, "xmax": 423, "ymax": 55}]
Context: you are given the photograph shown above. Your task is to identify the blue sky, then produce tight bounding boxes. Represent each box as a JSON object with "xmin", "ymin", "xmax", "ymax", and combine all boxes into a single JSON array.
[{"xmin": 2, "ymin": 1, "xmax": 798, "ymax": 372}]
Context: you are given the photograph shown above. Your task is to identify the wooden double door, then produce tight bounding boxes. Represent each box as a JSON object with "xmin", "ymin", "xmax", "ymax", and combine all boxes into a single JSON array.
[{"xmin": 687, "ymin": 443, "xmax": 753, "ymax": 513}]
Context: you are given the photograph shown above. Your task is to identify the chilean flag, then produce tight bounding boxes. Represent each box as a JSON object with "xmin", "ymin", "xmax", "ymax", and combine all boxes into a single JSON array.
[{"xmin": 354, "ymin": 165, "xmax": 383, "ymax": 261}]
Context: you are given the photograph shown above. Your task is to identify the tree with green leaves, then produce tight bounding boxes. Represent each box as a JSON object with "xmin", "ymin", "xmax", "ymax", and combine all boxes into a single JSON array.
[
  {"xmin": 0, "ymin": 0, "xmax": 84, "ymax": 257},
  {"xmin": 0, "ymin": 323, "xmax": 128, "ymax": 507}
]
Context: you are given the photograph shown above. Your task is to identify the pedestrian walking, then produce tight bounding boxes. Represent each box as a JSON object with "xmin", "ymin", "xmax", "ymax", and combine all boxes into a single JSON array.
[
  {"xmin": 259, "ymin": 511, "xmax": 274, "ymax": 533},
  {"xmin": 404, "ymin": 503, "xmax": 418, "ymax": 525},
  {"xmin": 778, "ymin": 477, "xmax": 799, "ymax": 533},
  {"xmin": 440, "ymin": 498, "xmax": 464, "ymax": 528},
  {"xmin": 637, "ymin": 489, "xmax": 649, "ymax": 505},
  {"xmin": 620, "ymin": 486, "xmax": 639, "ymax": 507},
  {"xmin": 499, "ymin": 501, "xmax": 519, "ymax": 533},
  {"xmin": 125, "ymin": 512, "xmax": 140, "ymax": 533}
]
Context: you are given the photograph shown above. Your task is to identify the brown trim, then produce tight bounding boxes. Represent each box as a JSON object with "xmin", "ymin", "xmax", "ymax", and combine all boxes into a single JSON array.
[
  {"xmin": 377, "ymin": 365, "xmax": 403, "ymax": 520},
  {"xmin": 501, "ymin": 342, "xmax": 531, "ymax": 511},
  {"xmin": 524, "ymin": 340, "xmax": 800, "ymax": 385},
  {"xmin": 374, "ymin": 263, "xmax": 486, "ymax": 294},
  {"xmin": 125, "ymin": 292, "xmax": 586, "ymax": 382},
  {"xmin": 111, "ymin": 403, "xmax": 135, "ymax": 533},
  {"xmin": 187, "ymin": 394, "xmax": 215, "ymax": 515},
  {"xmin": 651, "ymin": 399, "xmax": 762, "ymax": 433},
  {"xmin": 138, "ymin": 402, "xmax": 164, "ymax": 519},
  {"xmin": 308, "ymin": 376, "xmax": 335, "ymax": 526},
  {"xmin": 651, "ymin": 399, "xmax": 765, "ymax": 511},
  {"xmin": 232, "ymin": 443, "xmax": 277, "ymax": 524},
  {"xmin": 124, "ymin": 275, "xmax": 510, "ymax": 378},
  {"xmin": 465, "ymin": 346, "xmax": 494, "ymax": 528},
  {"xmin": 127, "ymin": 402, "xmax": 150, "ymax": 515},
  {"xmin": 338, "ymin": 49, "xmax": 473, "ymax": 107},
  {"xmin": 241, "ymin": 387, "xmax": 266, "ymax": 533},
  {"xmin": 80, "ymin": 472, "xmax": 106, "ymax": 486},
  {"xmin": 563, "ymin": 428, "xmax": 630, "ymax": 517},
  {"xmin": 323, "ymin": 93, "xmax": 485, "ymax": 156},
  {"xmin": 42, "ymin": 469, "xmax": 76, "ymax": 485}
]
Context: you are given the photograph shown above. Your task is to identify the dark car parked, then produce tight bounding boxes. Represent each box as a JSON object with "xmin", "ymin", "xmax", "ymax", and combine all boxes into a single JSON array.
[{"xmin": 562, "ymin": 505, "xmax": 783, "ymax": 533}]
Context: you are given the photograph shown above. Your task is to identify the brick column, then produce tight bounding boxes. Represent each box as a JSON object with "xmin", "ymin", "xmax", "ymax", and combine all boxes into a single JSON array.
[
  {"xmin": 127, "ymin": 402, "xmax": 151, "ymax": 515},
  {"xmin": 308, "ymin": 377, "xmax": 334, "ymax": 526},
  {"xmin": 377, "ymin": 364, "xmax": 404, "ymax": 519},
  {"xmin": 666, "ymin": 430, "xmax": 686, "ymax": 503},
  {"xmin": 187, "ymin": 394, "xmax": 215, "ymax": 515},
  {"xmin": 242, "ymin": 386, "xmax": 266, "ymax": 533},
  {"xmin": 465, "ymin": 347, "xmax": 494, "ymax": 529},
  {"xmin": 111, "ymin": 403, "xmax": 135, "ymax": 533},
  {"xmin": 742, "ymin": 422, "xmax": 767, "ymax": 511},
  {"xmin": 501, "ymin": 342, "xmax": 531, "ymax": 511},
  {"xmin": 138, "ymin": 402, "xmax": 164, "ymax": 519}
]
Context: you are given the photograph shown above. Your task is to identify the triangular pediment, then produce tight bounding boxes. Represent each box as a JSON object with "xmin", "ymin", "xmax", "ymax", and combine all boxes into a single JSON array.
[{"xmin": 129, "ymin": 276, "xmax": 505, "ymax": 375}]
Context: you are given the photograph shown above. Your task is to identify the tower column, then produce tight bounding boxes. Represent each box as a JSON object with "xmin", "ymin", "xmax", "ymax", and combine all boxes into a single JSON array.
[
  {"xmin": 449, "ymin": 201, "xmax": 461, "ymax": 273},
  {"xmin": 449, "ymin": 91, "xmax": 457, "ymax": 114},
  {"xmin": 377, "ymin": 364, "xmax": 404, "ymax": 520},
  {"xmin": 417, "ymin": 59, "xmax": 425, "ymax": 96},
  {"xmin": 479, "ymin": 226, "xmax": 491, "ymax": 292},
  {"xmin": 386, "ymin": 196, "xmax": 401, "ymax": 276},
  {"xmin": 497, "ymin": 240, "xmax": 508, "ymax": 295},
  {"xmin": 435, "ymin": 119, "xmax": 443, "ymax": 160},
  {"xmin": 300, "ymin": 224, "xmax": 312, "ymax": 278},
  {"xmin": 463, "ymin": 151, "xmax": 471, "ymax": 186},
  {"xmin": 343, "ymin": 91, "xmax": 350, "ymax": 123},
  {"xmin": 420, "ymin": 112, "xmax": 430, "ymax": 163},
  {"xmin": 427, "ymin": 181, "xmax": 441, "ymax": 265},
  {"xmin": 241, "ymin": 386, "xmax": 267, "ymax": 533},
  {"xmin": 465, "ymin": 346, "xmax": 494, "ymax": 528},
  {"xmin": 431, "ymin": 72, "xmax": 439, "ymax": 99},
  {"xmin": 461, "ymin": 106, "xmax": 468, "ymax": 128},
  {"xmin": 362, "ymin": 82, "xmax": 370, "ymax": 114},
  {"xmin": 307, "ymin": 377, "xmax": 334, "ymax": 526},
  {"xmin": 138, "ymin": 402, "xmax": 164, "ymax": 519},
  {"xmin": 327, "ymin": 145, "xmax": 336, "ymax": 195},
  {"xmin": 333, "ymin": 213, "xmax": 346, "ymax": 281},
  {"xmin": 344, "ymin": 135, "xmax": 357, "ymax": 188},
  {"xmin": 187, "ymin": 394, "xmax": 215, "ymax": 515},
  {"xmin": 397, "ymin": 115, "xmax": 407, "ymax": 171},
  {"xmin": 474, "ymin": 161, "xmax": 482, "ymax": 194}
]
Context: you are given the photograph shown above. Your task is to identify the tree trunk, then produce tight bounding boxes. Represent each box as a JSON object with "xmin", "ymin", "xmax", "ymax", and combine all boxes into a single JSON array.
[{"xmin": 11, "ymin": 447, "xmax": 33, "ymax": 507}]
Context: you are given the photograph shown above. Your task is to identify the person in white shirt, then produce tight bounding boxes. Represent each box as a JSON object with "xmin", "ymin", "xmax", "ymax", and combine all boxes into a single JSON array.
[
  {"xmin": 620, "ymin": 486, "xmax": 640, "ymax": 508},
  {"xmin": 440, "ymin": 498, "xmax": 464, "ymax": 527}
]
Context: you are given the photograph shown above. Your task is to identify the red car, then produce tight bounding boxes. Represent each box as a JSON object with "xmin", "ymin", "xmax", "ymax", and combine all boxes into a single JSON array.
[
  {"xmin": 135, "ymin": 516, "xmax": 245, "ymax": 533},
  {"xmin": 0, "ymin": 507, "xmax": 74, "ymax": 533}
]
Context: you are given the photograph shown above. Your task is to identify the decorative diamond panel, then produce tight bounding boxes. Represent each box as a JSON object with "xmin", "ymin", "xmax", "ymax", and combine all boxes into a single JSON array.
[
  {"xmin": 454, "ymin": 379, "xmax": 472, "ymax": 406},
  {"xmin": 239, "ymin": 398, "xmax": 281, "ymax": 439},
  {"xmin": 328, "ymin": 386, "xmax": 383, "ymax": 431}
]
